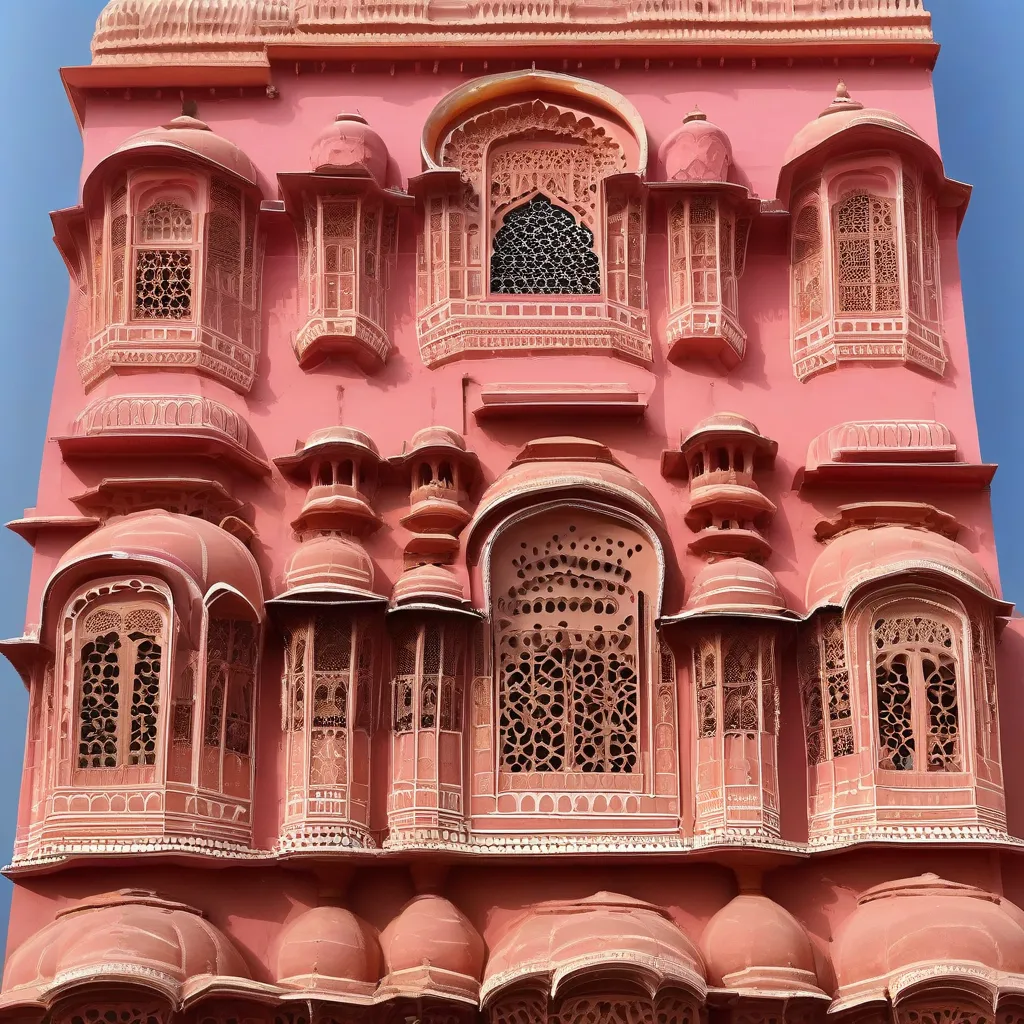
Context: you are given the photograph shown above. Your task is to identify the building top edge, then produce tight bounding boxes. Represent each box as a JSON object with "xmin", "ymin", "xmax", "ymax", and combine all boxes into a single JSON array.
[{"xmin": 90, "ymin": 0, "xmax": 934, "ymax": 68}]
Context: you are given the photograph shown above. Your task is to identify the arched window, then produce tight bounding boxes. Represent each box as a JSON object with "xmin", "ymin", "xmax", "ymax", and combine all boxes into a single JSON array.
[
  {"xmin": 493, "ymin": 515, "xmax": 656, "ymax": 777},
  {"xmin": 133, "ymin": 193, "xmax": 197, "ymax": 320},
  {"xmin": 833, "ymin": 190, "xmax": 900, "ymax": 314},
  {"xmin": 490, "ymin": 194, "xmax": 600, "ymax": 295},
  {"xmin": 76, "ymin": 597, "xmax": 167, "ymax": 771},
  {"xmin": 792, "ymin": 196, "xmax": 824, "ymax": 329},
  {"xmin": 873, "ymin": 613, "xmax": 960, "ymax": 772}
]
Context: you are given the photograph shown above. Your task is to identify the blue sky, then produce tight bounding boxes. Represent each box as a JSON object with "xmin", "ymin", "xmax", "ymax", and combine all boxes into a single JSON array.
[{"xmin": 0, "ymin": 0, "xmax": 1019, "ymax": 940}]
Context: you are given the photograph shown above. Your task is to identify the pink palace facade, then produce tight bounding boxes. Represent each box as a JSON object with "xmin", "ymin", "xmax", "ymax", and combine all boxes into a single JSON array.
[{"xmin": 6, "ymin": 3, "xmax": 1024, "ymax": 1024}]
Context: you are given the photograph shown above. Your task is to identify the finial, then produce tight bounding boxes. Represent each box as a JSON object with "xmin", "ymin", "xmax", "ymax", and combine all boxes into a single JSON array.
[
  {"xmin": 683, "ymin": 105, "xmax": 707, "ymax": 124},
  {"xmin": 820, "ymin": 78, "xmax": 864, "ymax": 118}
]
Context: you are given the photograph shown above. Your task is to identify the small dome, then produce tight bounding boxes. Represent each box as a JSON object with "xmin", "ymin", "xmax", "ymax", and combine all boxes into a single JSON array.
[
  {"xmin": 1, "ymin": 890, "xmax": 248, "ymax": 1010},
  {"xmin": 833, "ymin": 874, "xmax": 1024, "ymax": 1005},
  {"xmin": 280, "ymin": 535, "xmax": 379, "ymax": 600},
  {"xmin": 662, "ymin": 108, "xmax": 733, "ymax": 183},
  {"xmin": 392, "ymin": 564, "xmax": 468, "ymax": 608},
  {"xmin": 684, "ymin": 412, "xmax": 765, "ymax": 446},
  {"xmin": 806, "ymin": 525, "xmax": 998, "ymax": 612},
  {"xmin": 483, "ymin": 892, "xmax": 705, "ymax": 1003},
  {"xmin": 303, "ymin": 425, "xmax": 380, "ymax": 459},
  {"xmin": 311, "ymin": 113, "xmax": 389, "ymax": 184},
  {"xmin": 379, "ymin": 894, "xmax": 484, "ymax": 1000},
  {"xmin": 701, "ymin": 894, "xmax": 822, "ymax": 994},
  {"xmin": 47, "ymin": 510, "xmax": 263, "ymax": 621},
  {"xmin": 408, "ymin": 425, "xmax": 468, "ymax": 455},
  {"xmin": 103, "ymin": 115, "xmax": 259, "ymax": 187},
  {"xmin": 686, "ymin": 559, "xmax": 788, "ymax": 617},
  {"xmin": 275, "ymin": 906, "xmax": 381, "ymax": 995}
]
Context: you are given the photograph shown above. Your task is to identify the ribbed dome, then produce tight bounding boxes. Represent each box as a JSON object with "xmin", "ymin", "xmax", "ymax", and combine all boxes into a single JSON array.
[
  {"xmin": 686, "ymin": 558, "xmax": 788, "ymax": 617},
  {"xmin": 100, "ymin": 115, "xmax": 259, "ymax": 186},
  {"xmin": 379, "ymin": 894, "xmax": 484, "ymax": 1000},
  {"xmin": 1, "ymin": 890, "xmax": 248, "ymax": 1010},
  {"xmin": 483, "ymin": 892, "xmax": 706, "ymax": 1003},
  {"xmin": 311, "ymin": 113, "xmax": 389, "ymax": 184},
  {"xmin": 662, "ymin": 108, "xmax": 733, "ymax": 183},
  {"xmin": 806, "ymin": 525, "xmax": 997, "ymax": 611},
  {"xmin": 281, "ymin": 535, "xmax": 379, "ymax": 599},
  {"xmin": 275, "ymin": 906, "xmax": 381, "ymax": 995},
  {"xmin": 833, "ymin": 874, "xmax": 1024, "ymax": 1005},
  {"xmin": 392, "ymin": 564, "xmax": 468, "ymax": 608},
  {"xmin": 701, "ymin": 893, "xmax": 822, "ymax": 993}
]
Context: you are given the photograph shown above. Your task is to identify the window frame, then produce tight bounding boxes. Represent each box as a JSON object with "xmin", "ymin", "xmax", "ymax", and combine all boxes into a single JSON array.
[{"xmin": 128, "ymin": 178, "xmax": 202, "ymax": 325}]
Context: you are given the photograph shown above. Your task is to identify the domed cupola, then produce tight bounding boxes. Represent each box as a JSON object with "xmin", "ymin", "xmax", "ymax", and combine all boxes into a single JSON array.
[
  {"xmin": 311, "ymin": 113, "xmax": 389, "ymax": 184},
  {"xmin": 663, "ymin": 108, "xmax": 733, "ymax": 184}
]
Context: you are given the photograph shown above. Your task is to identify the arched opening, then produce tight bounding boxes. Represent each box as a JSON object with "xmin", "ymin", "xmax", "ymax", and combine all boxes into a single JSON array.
[{"xmin": 490, "ymin": 194, "xmax": 600, "ymax": 296}]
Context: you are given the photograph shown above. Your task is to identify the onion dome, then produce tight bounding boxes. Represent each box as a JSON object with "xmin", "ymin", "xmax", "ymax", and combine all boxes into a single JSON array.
[
  {"xmin": 311, "ymin": 113, "xmax": 389, "ymax": 185},
  {"xmin": 482, "ymin": 892, "xmax": 705, "ymax": 1004},
  {"xmin": 701, "ymin": 893, "xmax": 825, "ymax": 995},
  {"xmin": 832, "ymin": 874, "xmax": 1024, "ymax": 1009},
  {"xmin": 379, "ymin": 894, "xmax": 484, "ymax": 1001},
  {"xmin": 805, "ymin": 524, "xmax": 1003, "ymax": 613},
  {"xmin": 44, "ymin": 509, "xmax": 264, "ymax": 628},
  {"xmin": 682, "ymin": 558, "xmax": 791, "ymax": 619},
  {"xmin": 391, "ymin": 564, "xmax": 477, "ymax": 616},
  {"xmin": 273, "ymin": 534, "xmax": 383, "ymax": 604},
  {"xmin": 274, "ymin": 906, "xmax": 381, "ymax": 996},
  {"xmin": 95, "ymin": 115, "xmax": 259, "ymax": 188},
  {"xmin": 663, "ymin": 107, "xmax": 733, "ymax": 183},
  {"xmin": 0, "ymin": 890, "xmax": 248, "ymax": 1011}
]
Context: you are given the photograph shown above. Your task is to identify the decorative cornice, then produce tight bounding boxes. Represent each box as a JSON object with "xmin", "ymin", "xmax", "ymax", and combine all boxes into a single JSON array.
[{"xmin": 90, "ymin": 0, "xmax": 935, "ymax": 75}]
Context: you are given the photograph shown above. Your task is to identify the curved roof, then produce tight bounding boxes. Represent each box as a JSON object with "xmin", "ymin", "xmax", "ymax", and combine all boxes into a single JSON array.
[
  {"xmin": 467, "ymin": 437, "xmax": 666, "ymax": 559},
  {"xmin": 683, "ymin": 413, "xmax": 777, "ymax": 457},
  {"xmin": 805, "ymin": 525, "xmax": 1002, "ymax": 613},
  {"xmin": 88, "ymin": 115, "xmax": 260, "ymax": 192},
  {"xmin": 1, "ymin": 890, "xmax": 249, "ymax": 1011},
  {"xmin": 675, "ymin": 558, "xmax": 792, "ymax": 621},
  {"xmin": 832, "ymin": 874, "xmax": 1024, "ymax": 1010},
  {"xmin": 701, "ymin": 894, "xmax": 825, "ymax": 996},
  {"xmin": 391, "ymin": 564, "xmax": 477, "ymax": 616},
  {"xmin": 421, "ymin": 71, "xmax": 649, "ymax": 175},
  {"xmin": 44, "ymin": 510, "xmax": 264, "ymax": 622},
  {"xmin": 778, "ymin": 82, "xmax": 956, "ymax": 202},
  {"xmin": 273, "ymin": 534, "xmax": 384, "ymax": 605},
  {"xmin": 310, "ymin": 113, "xmax": 390, "ymax": 184},
  {"xmin": 274, "ymin": 905, "xmax": 381, "ymax": 996},
  {"xmin": 378, "ymin": 894, "xmax": 484, "ymax": 1003},
  {"xmin": 482, "ymin": 892, "xmax": 705, "ymax": 1004}
]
